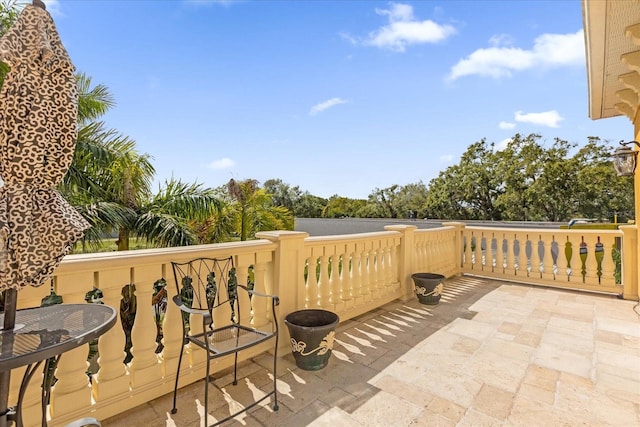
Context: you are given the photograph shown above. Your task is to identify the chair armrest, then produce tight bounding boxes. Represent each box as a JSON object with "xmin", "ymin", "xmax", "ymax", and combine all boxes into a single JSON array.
[
  {"xmin": 172, "ymin": 295, "xmax": 212, "ymax": 316},
  {"xmin": 237, "ymin": 285, "xmax": 280, "ymax": 305}
]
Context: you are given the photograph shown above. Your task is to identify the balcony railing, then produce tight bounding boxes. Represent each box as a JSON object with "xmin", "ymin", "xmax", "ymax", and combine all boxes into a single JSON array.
[
  {"xmin": 460, "ymin": 225, "xmax": 622, "ymax": 294},
  {"xmin": 5, "ymin": 222, "xmax": 635, "ymax": 426}
]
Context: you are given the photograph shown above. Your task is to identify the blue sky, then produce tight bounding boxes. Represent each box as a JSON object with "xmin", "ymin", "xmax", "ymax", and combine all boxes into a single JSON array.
[{"xmin": 44, "ymin": 0, "xmax": 630, "ymax": 199}]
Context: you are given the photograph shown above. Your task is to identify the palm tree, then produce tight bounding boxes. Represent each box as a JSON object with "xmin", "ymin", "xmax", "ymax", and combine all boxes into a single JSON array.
[
  {"xmin": 64, "ymin": 74, "xmax": 222, "ymax": 250},
  {"xmin": 60, "ymin": 73, "xmax": 144, "ymax": 250},
  {"xmin": 0, "ymin": 1, "xmax": 218, "ymax": 250},
  {"xmin": 134, "ymin": 179, "xmax": 221, "ymax": 249},
  {"xmin": 225, "ymin": 179, "xmax": 293, "ymax": 241}
]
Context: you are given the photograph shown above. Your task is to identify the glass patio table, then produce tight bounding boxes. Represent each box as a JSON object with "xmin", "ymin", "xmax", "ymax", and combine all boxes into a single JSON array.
[{"xmin": 0, "ymin": 304, "xmax": 117, "ymax": 427}]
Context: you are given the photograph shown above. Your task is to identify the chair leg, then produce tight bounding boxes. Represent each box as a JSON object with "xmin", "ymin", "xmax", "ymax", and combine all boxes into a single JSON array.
[
  {"xmin": 232, "ymin": 352, "xmax": 238, "ymax": 386},
  {"xmin": 171, "ymin": 341, "xmax": 186, "ymax": 414},
  {"xmin": 204, "ymin": 357, "xmax": 211, "ymax": 424},
  {"xmin": 272, "ymin": 340, "xmax": 279, "ymax": 411}
]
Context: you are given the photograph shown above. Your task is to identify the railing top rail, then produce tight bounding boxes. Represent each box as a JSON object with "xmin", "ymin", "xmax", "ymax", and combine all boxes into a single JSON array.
[
  {"xmin": 464, "ymin": 225, "xmax": 623, "ymax": 236},
  {"xmin": 415, "ymin": 225, "xmax": 457, "ymax": 233},
  {"xmin": 56, "ymin": 239, "xmax": 278, "ymax": 273},
  {"xmin": 304, "ymin": 230, "xmax": 401, "ymax": 244}
]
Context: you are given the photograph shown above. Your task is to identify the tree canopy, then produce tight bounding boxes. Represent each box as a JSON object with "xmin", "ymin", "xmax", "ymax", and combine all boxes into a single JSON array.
[{"xmin": 423, "ymin": 134, "xmax": 632, "ymax": 222}]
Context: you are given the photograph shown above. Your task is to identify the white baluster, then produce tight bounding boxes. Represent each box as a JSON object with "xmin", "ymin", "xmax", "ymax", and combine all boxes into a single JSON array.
[
  {"xmin": 92, "ymin": 270, "xmax": 130, "ymax": 401},
  {"xmin": 129, "ymin": 268, "xmax": 163, "ymax": 389}
]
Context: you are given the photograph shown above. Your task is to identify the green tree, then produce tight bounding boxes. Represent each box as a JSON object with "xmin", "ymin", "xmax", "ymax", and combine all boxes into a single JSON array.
[
  {"xmin": 398, "ymin": 181, "xmax": 429, "ymax": 218},
  {"xmin": 263, "ymin": 179, "xmax": 300, "ymax": 211},
  {"xmin": 527, "ymin": 138, "xmax": 579, "ymax": 221},
  {"xmin": 424, "ymin": 140, "xmax": 503, "ymax": 220},
  {"xmin": 59, "ymin": 74, "xmax": 134, "ymax": 246},
  {"xmin": 135, "ymin": 179, "xmax": 221, "ymax": 248},
  {"xmin": 105, "ymin": 142, "xmax": 155, "ymax": 250},
  {"xmin": 424, "ymin": 165, "xmax": 469, "ymax": 219},
  {"xmin": 224, "ymin": 179, "xmax": 293, "ymax": 241},
  {"xmin": 362, "ymin": 182, "xmax": 429, "ymax": 219},
  {"xmin": 322, "ymin": 195, "xmax": 367, "ymax": 218},
  {"xmin": 494, "ymin": 134, "xmax": 566, "ymax": 221},
  {"xmin": 366, "ymin": 185, "xmax": 402, "ymax": 218},
  {"xmin": 66, "ymin": 76, "xmax": 221, "ymax": 250},
  {"xmin": 574, "ymin": 137, "xmax": 634, "ymax": 221},
  {"xmin": 493, "ymin": 134, "xmax": 536, "ymax": 220},
  {"xmin": 459, "ymin": 140, "xmax": 503, "ymax": 220},
  {"xmin": 263, "ymin": 178, "xmax": 327, "ymax": 218},
  {"xmin": 295, "ymin": 192, "xmax": 327, "ymax": 218},
  {"xmin": 425, "ymin": 134, "xmax": 634, "ymax": 222}
]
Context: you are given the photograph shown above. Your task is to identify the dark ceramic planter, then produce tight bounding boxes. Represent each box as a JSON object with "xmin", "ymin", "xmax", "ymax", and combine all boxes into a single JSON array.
[
  {"xmin": 284, "ymin": 309, "xmax": 339, "ymax": 371},
  {"xmin": 411, "ymin": 273, "xmax": 445, "ymax": 305}
]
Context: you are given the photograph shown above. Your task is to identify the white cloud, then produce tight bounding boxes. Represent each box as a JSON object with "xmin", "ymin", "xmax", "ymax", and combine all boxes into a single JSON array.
[
  {"xmin": 499, "ymin": 121, "xmax": 516, "ymax": 130},
  {"xmin": 514, "ymin": 110, "xmax": 564, "ymax": 128},
  {"xmin": 377, "ymin": 2, "xmax": 414, "ymax": 21},
  {"xmin": 339, "ymin": 32, "xmax": 358, "ymax": 45},
  {"xmin": 448, "ymin": 29, "xmax": 584, "ymax": 80},
  {"xmin": 208, "ymin": 157, "xmax": 235, "ymax": 170},
  {"xmin": 440, "ymin": 154, "xmax": 454, "ymax": 162},
  {"xmin": 343, "ymin": 2, "xmax": 456, "ymax": 52},
  {"xmin": 489, "ymin": 34, "xmax": 515, "ymax": 47},
  {"xmin": 309, "ymin": 98, "xmax": 348, "ymax": 116}
]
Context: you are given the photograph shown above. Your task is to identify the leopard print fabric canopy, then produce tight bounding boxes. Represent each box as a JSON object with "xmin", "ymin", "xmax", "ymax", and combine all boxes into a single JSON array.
[{"xmin": 0, "ymin": 5, "xmax": 89, "ymax": 291}]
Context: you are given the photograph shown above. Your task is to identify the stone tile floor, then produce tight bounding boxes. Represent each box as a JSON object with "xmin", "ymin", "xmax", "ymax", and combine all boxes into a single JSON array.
[{"xmin": 103, "ymin": 277, "xmax": 640, "ymax": 426}]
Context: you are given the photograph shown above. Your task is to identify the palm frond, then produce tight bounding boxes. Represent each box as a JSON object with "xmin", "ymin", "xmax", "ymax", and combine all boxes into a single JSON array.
[
  {"xmin": 147, "ymin": 178, "xmax": 221, "ymax": 219},
  {"xmin": 76, "ymin": 73, "xmax": 116, "ymax": 123},
  {"xmin": 135, "ymin": 212, "xmax": 197, "ymax": 248}
]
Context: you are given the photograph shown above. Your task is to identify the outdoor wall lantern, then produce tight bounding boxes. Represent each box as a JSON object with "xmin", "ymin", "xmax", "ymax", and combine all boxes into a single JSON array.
[{"xmin": 612, "ymin": 140, "xmax": 640, "ymax": 176}]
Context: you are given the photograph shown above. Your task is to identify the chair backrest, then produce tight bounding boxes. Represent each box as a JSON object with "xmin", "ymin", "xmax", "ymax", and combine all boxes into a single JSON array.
[{"xmin": 171, "ymin": 257, "xmax": 240, "ymax": 322}]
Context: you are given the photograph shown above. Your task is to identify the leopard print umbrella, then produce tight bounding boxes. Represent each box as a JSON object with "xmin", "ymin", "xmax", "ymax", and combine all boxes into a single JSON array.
[{"xmin": 0, "ymin": 5, "xmax": 90, "ymax": 291}]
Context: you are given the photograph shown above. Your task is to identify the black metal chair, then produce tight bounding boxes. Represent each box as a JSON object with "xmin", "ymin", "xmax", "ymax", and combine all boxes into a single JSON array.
[{"xmin": 170, "ymin": 256, "xmax": 279, "ymax": 425}]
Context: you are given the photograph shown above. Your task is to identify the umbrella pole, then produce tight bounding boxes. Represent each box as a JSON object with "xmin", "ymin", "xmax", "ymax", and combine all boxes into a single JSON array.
[
  {"xmin": 2, "ymin": 288, "xmax": 17, "ymax": 331},
  {"xmin": 0, "ymin": 370, "xmax": 9, "ymax": 427},
  {"xmin": 0, "ymin": 289, "xmax": 16, "ymax": 427}
]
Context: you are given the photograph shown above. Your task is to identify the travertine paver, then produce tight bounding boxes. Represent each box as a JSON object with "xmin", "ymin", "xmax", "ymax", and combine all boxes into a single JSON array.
[
  {"xmin": 426, "ymin": 396, "xmax": 466, "ymax": 422},
  {"xmin": 497, "ymin": 321, "xmax": 522, "ymax": 336},
  {"xmin": 350, "ymin": 390, "xmax": 422, "ymax": 426},
  {"xmin": 457, "ymin": 408, "xmax": 502, "ymax": 426},
  {"xmin": 471, "ymin": 384, "xmax": 515, "ymax": 420},
  {"xmin": 517, "ymin": 382, "xmax": 555, "ymax": 405},
  {"xmin": 416, "ymin": 370, "xmax": 483, "ymax": 408},
  {"xmin": 102, "ymin": 277, "xmax": 640, "ymax": 426},
  {"xmin": 370, "ymin": 375, "xmax": 435, "ymax": 407},
  {"xmin": 462, "ymin": 349, "xmax": 529, "ymax": 393},
  {"xmin": 522, "ymin": 364, "xmax": 559, "ymax": 390},
  {"xmin": 306, "ymin": 407, "xmax": 361, "ymax": 427}
]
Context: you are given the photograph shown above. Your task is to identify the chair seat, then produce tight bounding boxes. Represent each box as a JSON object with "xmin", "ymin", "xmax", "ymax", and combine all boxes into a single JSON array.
[{"xmin": 189, "ymin": 325, "xmax": 275, "ymax": 356}]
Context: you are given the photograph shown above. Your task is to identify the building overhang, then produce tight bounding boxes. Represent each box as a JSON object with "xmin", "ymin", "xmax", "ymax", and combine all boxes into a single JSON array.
[{"xmin": 583, "ymin": 0, "xmax": 640, "ymax": 121}]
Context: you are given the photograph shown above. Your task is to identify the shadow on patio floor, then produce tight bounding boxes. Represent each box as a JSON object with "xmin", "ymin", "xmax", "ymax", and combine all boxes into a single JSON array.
[
  {"xmin": 103, "ymin": 276, "xmax": 501, "ymax": 426},
  {"xmin": 103, "ymin": 276, "xmax": 640, "ymax": 426}
]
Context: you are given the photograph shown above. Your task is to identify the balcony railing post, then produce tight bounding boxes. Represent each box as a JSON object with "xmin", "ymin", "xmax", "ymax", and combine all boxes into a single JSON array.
[
  {"xmin": 619, "ymin": 225, "xmax": 639, "ymax": 300},
  {"xmin": 384, "ymin": 225, "xmax": 416, "ymax": 300},
  {"xmin": 442, "ymin": 222, "xmax": 466, "ymax": 276},
  {"xmin": 255, "ymin": 231, "xmax": 309, "ymax": 352}
]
